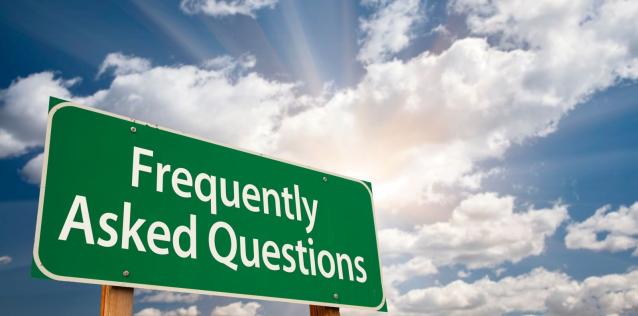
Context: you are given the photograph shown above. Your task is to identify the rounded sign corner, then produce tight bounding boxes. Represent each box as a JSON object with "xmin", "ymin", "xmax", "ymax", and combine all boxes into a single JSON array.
[
  {"xmin": 47, "ymin": 101, "xmax": 75, "ymax": 117},
  {"xmin": 32, "ymin": 247, "xmax": 63, "ymax": 282},
  {"xmin": 356, "ymin": 179, "xmax": 373, "ymax": 196},
  {"xmin": 374, "ymin": 295, "xmax": 387, "ymax": 311}
]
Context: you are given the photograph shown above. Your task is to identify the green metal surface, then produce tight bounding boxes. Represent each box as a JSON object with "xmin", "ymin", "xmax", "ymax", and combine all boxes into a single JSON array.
[{"xmin": 33, "ymin": 102, "xmax": 384, "ymax": 310}]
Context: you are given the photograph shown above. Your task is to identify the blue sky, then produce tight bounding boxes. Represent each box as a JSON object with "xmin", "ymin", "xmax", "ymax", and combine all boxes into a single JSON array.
[{"xmin": 1, "ymin": 0, "xmax": 638, "ymax": 315}]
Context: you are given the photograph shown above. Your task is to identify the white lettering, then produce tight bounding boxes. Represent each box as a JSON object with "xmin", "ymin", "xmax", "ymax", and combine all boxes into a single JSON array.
[
  {"xmin": 173, "ymin": 214, "xmax": 197, "ymax": 259},
  {"xmin": 195, "ymin": 173, "xmax": 217, "ymax": 215},
  {"xmin": 132, "ymin": 147, "xmax": 153, "ymax": 188},
  {"xmin": 171, "ymin": 168, "xmax": 192, "ymax": 198},
  {"xmin": 97, "ymin": 212, "xmax": 118, "ymax": 247},
  {"xmin": 262, "ymin": 240, "xmax": 281, "ymax": 271},
  {"xmin": 58, "ymin": 195, "xmax": 94, "ymax": 244},
  {"xmin": 354, "ymin": 256, "xmax": 367, "ymax": 283},
  {"xmin": 209, "ymin": 221, "xmax": 238, "ymax": 270},
  {"xmin": 147, "ymin": 221, "xmax": 170, "ymax": 255},
  {"xmin": 242, "ymin": 184, "xmax": 260, "ymax": 213},
  {"xmin": 156, "ymin": 163, "xmax": 171, "ymax": 192},
  {"xmin": 122, "ymin": 202, "xmax": 146, "ymax": 251},
  {"xmin": 302, "ymin": 197, "xmax": 318, "ymax": 233}
]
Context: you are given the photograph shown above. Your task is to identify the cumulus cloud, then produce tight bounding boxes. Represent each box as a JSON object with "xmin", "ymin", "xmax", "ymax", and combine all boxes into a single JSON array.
[
  {"xmin": 380, "ymin": 193, "xmax": 568, "ymax": 270},
  {"xmin": 136, "ymin": 290, "xmax": 201, "ymax": 304},
  {"xmin": 565, "ymin": 202, "xmax": 638, "ymax": 255},
  {"xmin": 0, "ymin": 255, "xmax": 12, "ymax": 265},
  {"xmin": 546, "ymin": 269, "xmax": 638, "ymax": 316},
  {"xmin": 358, "ymin": 0, "xmax": 424, "ymax": 64},
  {"xmin": 393, "ymin": 268, "xmax": 568, "ymax": 315},
  {"xmin": 274, "ymin": 0, "xmax": 638, "ymax": 226},
  {"xmin": 382, "ymin": 256, "xmax": 438, "ymax": 301},
  {"xmin": 135, "ymin": 305, "xmax": 199, "ymax": 316},
  {"xmin": 210, "ymin": 302, "xmax": 261, "ymax": 316},
  {"xmin": 82, "ymin": 54, "xmax": 301, "ymax": 155},
  {"xmin": 20, "ymin": 153, "xmax": 43, "ymax": 184},
  {"xmin": 385, "ymin": 257, "xmax": 438, "ymax": 285},
  {"xmin": 386, "ymin": 268, "xmax": 638, "ymax": 316},
  {"xmin": 0, "ymin": 72, "xmax": 76, "ymax": 158},
  {"xmin": 1, "ymin": 54, "xmax": 303, "ymax": 185},
  {"xmin": 98, "ymin": 52, "xmax": 152, "ymax": 78},
  {"xmin": 451, "ymin": 0, "xmax": 638, "ymax": 82},
  {"xmin": 202, "ymin": 54, "xmax": 257, "ymax": 72},
  {"xmin": 277, "ymin": 37, "xmax": 566, "ymax": 225},
  {"xmin": 180, "ymin": 0, "xmax": 277, "ymax": 18},
  {"xmin": 4, "ymin": 1, "xmax": 638, "ymax": 231}
]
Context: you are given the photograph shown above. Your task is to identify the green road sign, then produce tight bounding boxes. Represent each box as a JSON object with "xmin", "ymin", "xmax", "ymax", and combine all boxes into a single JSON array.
[{"xmin": 33, "ymin": 101, "xmax": 385, "ymax": 310}]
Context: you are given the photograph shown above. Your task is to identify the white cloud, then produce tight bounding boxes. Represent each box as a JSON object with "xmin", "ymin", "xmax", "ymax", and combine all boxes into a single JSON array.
[
  {"xmin": 383, "ymin": 257, "xmax": 438, "ymax": 299},
  {"xmin": 546, "ymin": 269, "xmax": 638, "ymax": 316},
  {"xmin": 382, "ymin": 268, "xmax": 638, "ymax": 316},
  {"xmin": 1, "ymin": 55, "xmax": 303, "ymax": 185},
  {"xmin": 135, "ymin": 305, "xmax": 199, "ymax": 316},
  {"xmin": 0, "ymin": 255, "xmax": 12, "ymax": 265},
  {"xmin": 210, "ymin": 302, "xmax": 261, "ymax": 316},
  {"xmin": 82, "ymin": 55, "xmax": 301, "ymax": 155},
  {"xmin": 380, "ymin": 193, "xmax": 568, "ymax": 269},
  {"xmin": 202, "ymin": 54, "xmax": 257, "ymax": 72},
  {"xmin": 0, "ymin": 72, "xmax": 76, "ymax": 158},
  {"xmin": 20, "ymin": 153, "xmax": 43, "ymax": 184},
  {"xmin": 565, "ymin": 202, "xmax": 638, "ymax": 255},
  {"xmin": 98, "ymin": 52, "xmax": 152, "ymax": 78},
  {"xmin": 457, "ymin": 270, "xmax": 470, "ymax": 279},
  {"xmin": 136, "ymin": 290, "xmax": 201, "ymax": 304},
  {"xmin": 4, "ymin": 1, "xmax": 638, "ymax": 232},
  {"xmin": 180, "ymin": 0, "xmax": 277, "ymax": 18},
  {"xmin": 358, "ymin": 0, "xmax": 423, "ymax": 64},
  {"xmin": 451, "ymin": 0, "xmax": 638, "ymax": 83},
  {"xmin": 275, "ymin": 0, "xmax": 638, "ymax": 223},
  {"xmin": 385, "ymin": 257, "xmax": 438, "ymax": 285}
]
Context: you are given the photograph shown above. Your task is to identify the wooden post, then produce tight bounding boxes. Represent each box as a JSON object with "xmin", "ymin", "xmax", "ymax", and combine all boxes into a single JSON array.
[
  {"xmin": 309, "ymin": 305, "xmax": 340, "ymax": 316},
  {"xmin": 101, "ymin": 285, "xmax": 134, "ymax": 316}
]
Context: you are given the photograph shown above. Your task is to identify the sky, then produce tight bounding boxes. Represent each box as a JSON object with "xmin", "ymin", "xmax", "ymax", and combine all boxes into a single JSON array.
[{"xmin": 1, "ymin": 0, "xmax": 638, "ymax": 315}]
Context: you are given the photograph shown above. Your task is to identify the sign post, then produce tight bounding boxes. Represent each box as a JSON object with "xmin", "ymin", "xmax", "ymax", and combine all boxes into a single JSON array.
[
  {"xmin": 33, "ymin": 99, "xmax": 385, "ymax": 313},
  {"xmin": 310, "ymin": 305, "xmax": 340, "ymax": 316},
  {"xmin": 101, "ymin": 286, "xmax": 134, "ymax": 316}
]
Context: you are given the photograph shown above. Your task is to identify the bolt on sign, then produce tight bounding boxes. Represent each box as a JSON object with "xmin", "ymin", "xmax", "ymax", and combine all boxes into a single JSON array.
[{"xmin": 32, "ymin": 99, "xmax": 386, "ymax": 311}]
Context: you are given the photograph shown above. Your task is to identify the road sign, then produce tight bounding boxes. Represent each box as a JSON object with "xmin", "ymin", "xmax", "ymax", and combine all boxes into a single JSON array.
[{"xmin": 33, "ymin": 101, "xmax": 385, "ymax": 310}]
